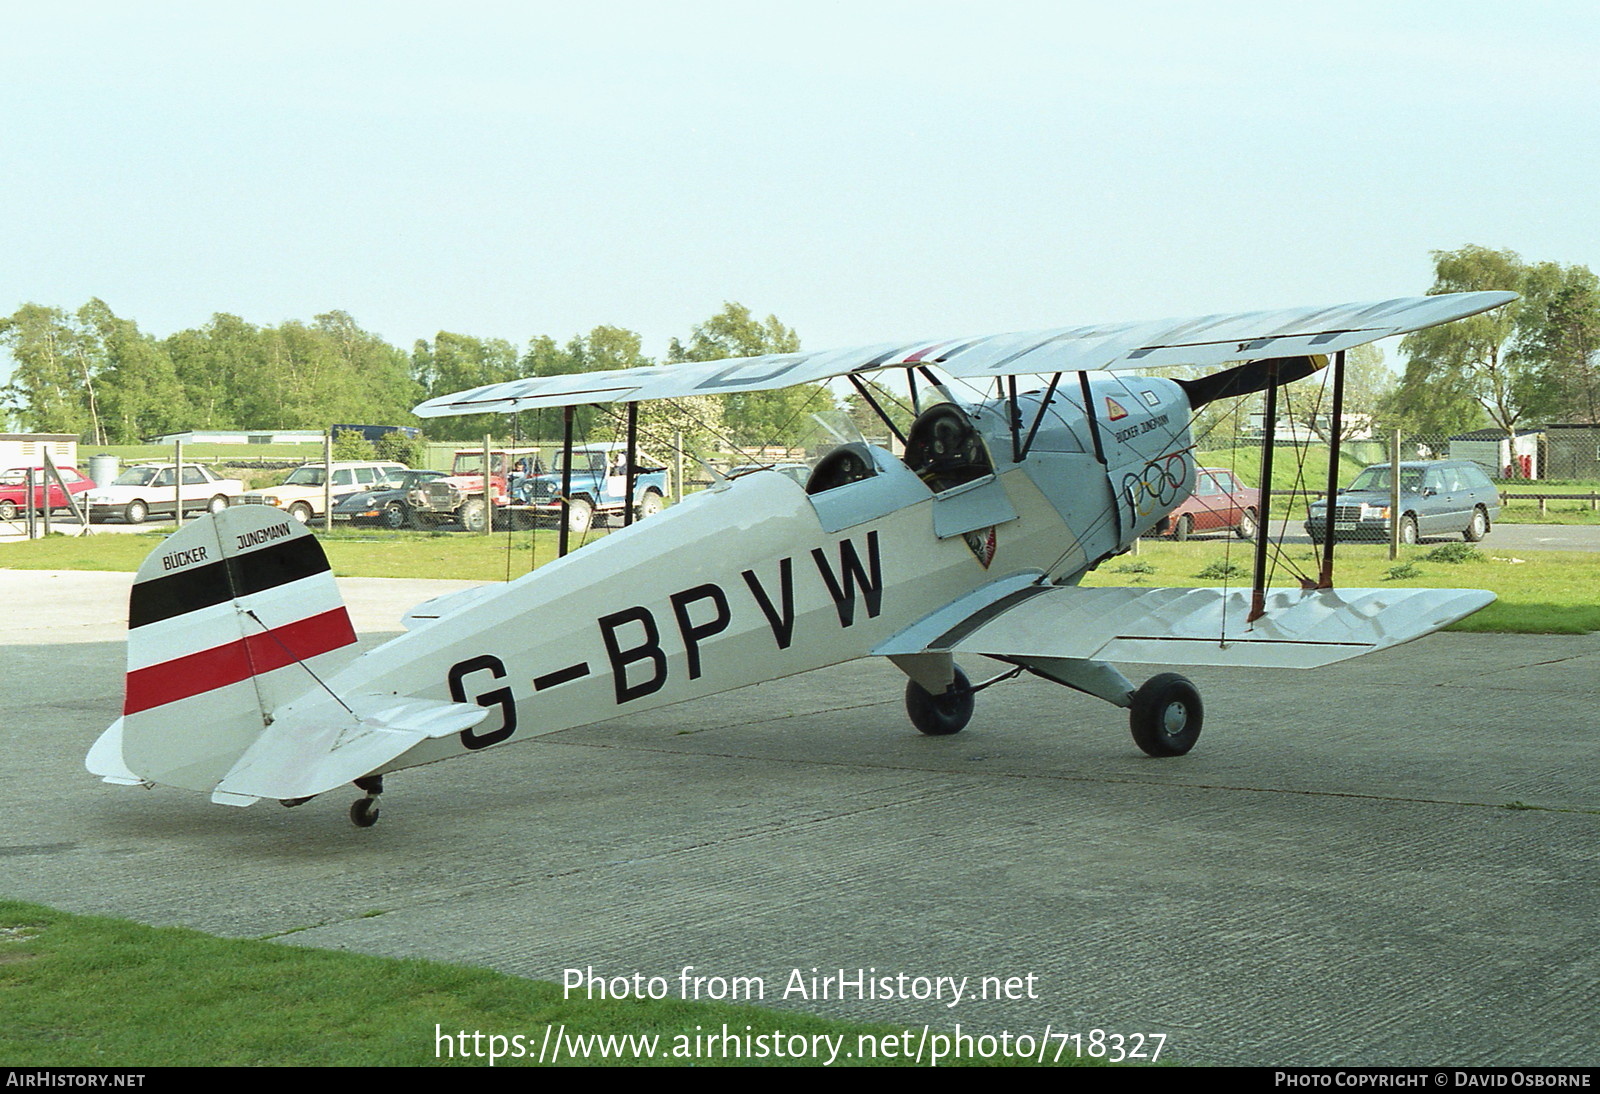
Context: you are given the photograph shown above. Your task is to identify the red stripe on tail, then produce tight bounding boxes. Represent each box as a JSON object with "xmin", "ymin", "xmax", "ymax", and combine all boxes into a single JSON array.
[{"xmin": 123, "ymin": 608, "xmax": 357, "ymax": 716}]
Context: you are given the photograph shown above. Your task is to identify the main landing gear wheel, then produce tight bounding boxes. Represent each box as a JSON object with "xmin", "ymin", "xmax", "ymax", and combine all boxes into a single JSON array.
[
  {"xmin": 905, "ymin": 666, "xmax": 975, "ymax": 736},
  {"xmin": 1129, "ymin": 672, "xmax": 1203, "ymax": 757},
  {"xmin": 350, "ymin": 775, "xmax": 383, "ymax": 828}
]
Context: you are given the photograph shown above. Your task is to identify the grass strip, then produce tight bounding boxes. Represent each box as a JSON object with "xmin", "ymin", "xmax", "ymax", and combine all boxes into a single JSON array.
[{"xmin": 0, "ymin": 901, "xmax": 1097, "ymax": 1067}]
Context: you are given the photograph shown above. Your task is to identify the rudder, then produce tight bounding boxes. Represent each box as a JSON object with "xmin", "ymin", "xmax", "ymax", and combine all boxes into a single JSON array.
[{"xmin": 94, "ymin": 507, "xmax": 358, "ymax": 794}]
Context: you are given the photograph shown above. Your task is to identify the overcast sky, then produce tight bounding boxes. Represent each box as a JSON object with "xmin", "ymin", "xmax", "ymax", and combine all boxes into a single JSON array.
[{"xmin": 3, "ymin": 1, "xmax": 1596, "ymax": 375}]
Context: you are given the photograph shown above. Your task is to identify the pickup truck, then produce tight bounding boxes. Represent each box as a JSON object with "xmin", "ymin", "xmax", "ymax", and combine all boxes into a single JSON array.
[
  {"xmin": 410, "ymin": 444, "xmax": 668, "ymax": 533},
  {"xmin": 514, "ymin": 443, "xmax": 668, "ymax": 533}
]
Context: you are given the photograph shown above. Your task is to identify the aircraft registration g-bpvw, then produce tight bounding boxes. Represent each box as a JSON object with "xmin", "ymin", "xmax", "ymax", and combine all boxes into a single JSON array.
[{"xmin": 89, "ymin": 292, "xmax": 1512, "ymax": 826}]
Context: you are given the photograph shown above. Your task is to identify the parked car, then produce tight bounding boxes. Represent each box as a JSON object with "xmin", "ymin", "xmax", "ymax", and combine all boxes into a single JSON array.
[
  {"xmin": 332, "ymin": 469, "xmax": 449, "ymax": 528},
  {"xmin": 85, "ymin": 464, "xmax": 245, "ymax": 524},
  {"xmin": 1305, "ymin": 460, "xmax": 1501, "ymax": 544},
  {"xmin": 0, "ymin": 465, "xmax": 96, "ymax": 522},
  {"xmin": 237, "ymin": 461, "xmax": 408, "ymax": 523},
  {"xmin": 1152, "ymin": 467, "xmax": 1260, "ymax": 540}
]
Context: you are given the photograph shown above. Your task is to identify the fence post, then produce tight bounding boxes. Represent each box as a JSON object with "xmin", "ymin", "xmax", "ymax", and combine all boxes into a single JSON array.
[{"xmin": 1389, "ymin": 429, "xmax": 1401, "ymax": 560}]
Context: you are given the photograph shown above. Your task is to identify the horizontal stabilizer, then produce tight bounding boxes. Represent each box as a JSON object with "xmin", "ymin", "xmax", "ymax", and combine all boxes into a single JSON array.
[
  {"xmin": 881, "ymin": 585, "xmax": 1495, "ymax": 670},
  {"xmin": 402, "ymin": 583, "xmax": 502, "ymax": 629},
  {"xmin": 209, "ymin": 694, "xmax": 490, "ymax": 804},
  {"xmin": 413, "ymin": 292, "xmax": 1514, "ymax": 417}
]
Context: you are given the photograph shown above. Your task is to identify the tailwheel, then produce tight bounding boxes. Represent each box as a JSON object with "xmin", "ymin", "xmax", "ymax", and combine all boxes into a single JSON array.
[
  {"xmin": 905, "ymin": 666, "xmax": 975, "ymax": 736},
  {"xmin": 1129, "ymin": 672, "xmax": 1203, "ymax": 757},
  {"xmin": 350, "ymin": 774, "xmax": 383, "ymax": 828}
]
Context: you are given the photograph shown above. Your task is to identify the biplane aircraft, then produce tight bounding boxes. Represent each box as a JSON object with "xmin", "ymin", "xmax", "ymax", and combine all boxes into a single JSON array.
[{"xmin": 88, "ymin": 291, "xmax": 1513, "ymax": 825}]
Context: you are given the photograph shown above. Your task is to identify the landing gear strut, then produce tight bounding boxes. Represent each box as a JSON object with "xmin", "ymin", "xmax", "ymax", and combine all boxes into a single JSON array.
[{"xmin": 350, "ymin": 775, "xmax": 383, "ymax": 827}]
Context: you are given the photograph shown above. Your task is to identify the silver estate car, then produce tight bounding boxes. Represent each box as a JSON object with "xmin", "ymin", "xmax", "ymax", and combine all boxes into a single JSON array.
[{"xmin": 1306, "ymin": 460, "xmax": 1501, "ymax": 545}]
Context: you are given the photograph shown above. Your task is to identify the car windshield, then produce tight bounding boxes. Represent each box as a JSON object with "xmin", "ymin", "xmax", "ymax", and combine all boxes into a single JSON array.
[
  {"xmin": 113, "ymin": 468, "xmax": 159, "ymax": 486},
  {"xmin": 282, "ymin": 467, "xmax": 326, "ymax": 486},
  {"xmin": 1349, "ymin": 467, "xmax": 1424, "ymax": 493},
  {"xmin": 387, "ymin": 471, "xmax": 442, "ymax": 489}
]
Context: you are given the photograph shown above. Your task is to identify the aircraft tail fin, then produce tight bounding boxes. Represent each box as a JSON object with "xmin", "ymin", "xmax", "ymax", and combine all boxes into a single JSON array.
[{"xmin": 89, "ymin": 506, "xmax": 361, "ymax": 795}]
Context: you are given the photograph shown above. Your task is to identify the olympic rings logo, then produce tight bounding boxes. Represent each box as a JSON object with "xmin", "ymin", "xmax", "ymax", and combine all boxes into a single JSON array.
[{"xmin": 1122, "ymin": 453, "xmax": 1190, "ymax": 515}]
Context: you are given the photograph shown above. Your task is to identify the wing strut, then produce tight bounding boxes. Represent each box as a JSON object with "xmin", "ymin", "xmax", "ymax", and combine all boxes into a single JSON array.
[
  {"xmin": 1248, "ymin": 361, "xmax": 1280, "ymax": 622},
  {"xmin": 559, "ymin": 405, "xmax": 575, "ymax": 557},
  {"xmin": 623, "ymin": 401, "xmax": 638, "ymax": 527},
  {"xmin": 1317, "ymin": 350, "xmax": 1347, "ymax": 588}
]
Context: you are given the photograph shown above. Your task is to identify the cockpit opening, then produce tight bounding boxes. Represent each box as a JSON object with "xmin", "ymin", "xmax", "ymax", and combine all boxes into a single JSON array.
[
  {"xmin": 804, "ymin": 443, "xmax": 878, "ymax": 494},
  {"xmin": 902, "ymin": 403, "xmax": 994, "ymax": 493}
]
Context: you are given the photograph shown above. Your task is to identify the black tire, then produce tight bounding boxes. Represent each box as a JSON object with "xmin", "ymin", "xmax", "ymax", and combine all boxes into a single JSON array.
[
  {"xmin": 350, "ymin": 798, "xmax": 380, "ymax": 828},
  {"xmin": 288, "ymin": 502, "xmax": 313, "ymax": 524},
  {"xmin": 459, "ymin": 498, "xmax": 489, "ymax": 533},
  {"xmin": 1463, "ymin": 507, "xmax": 1488, "ymax": 542},
  {"xmin": 905, "ymin": 666, "xmax": 975, "ymax": 736},
  {"xmin": 125, "ymin": 499, "xmax": 148, "ymax": 525},
  {"xmin": 1172, "ymin": 514, "xmax": 1192, "ymax": 541},
  {"xmin": 381, "ymin": 502, "xmax": 408, "ymax": 530},
  {"xmin": 1399, "ymin": 514, "xmax": 1419, "ymax": 546},
  {"xmin": 636, "ymin": 491, "xmax": 664, "ymax": 520},
  {"xmin": 0, "ymin": 500, "xmax": 15, "ymax": 522},
  {"xmin": 1129, "ymin": 672, "xmax": 1203, "ymax": 757},
  {"xmin": 207, "ymin": 494, "xmax": 228, "ymax": 515},
  {"xmin": 566, "ymin": 498, "xmax": 594, "ymax": 534},
  {"xmin": 1236, "ymin": 508, "xmax": 1258, "ymax": 541}
]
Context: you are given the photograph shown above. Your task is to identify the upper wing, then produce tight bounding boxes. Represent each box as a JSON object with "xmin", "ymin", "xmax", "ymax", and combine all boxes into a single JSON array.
[
  {"xmin": 412, "ymin": 291, "xmax": 1514, "ymax": 417},
  {"xmin": 875, "ymin": 583, "xmax": 1496, "ymax": 670}
]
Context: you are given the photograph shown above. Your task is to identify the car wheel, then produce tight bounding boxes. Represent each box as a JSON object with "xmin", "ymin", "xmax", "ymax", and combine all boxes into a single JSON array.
[
  {"xmin": 1172, "ymin": 514, "xmax": 1193, "ymax": 541},
  {"xmin": 0, "ymin": 500, "xmax": 15, "ymax": 522},
  {"xmin": 1399, "ymin": 514, "xmax": 1419, "ymax": 546},
  {"xmin": 381, "ymin": 502, "xmax": 408, "ymax": 530},
  {"xmin": 459, "ymin": 498, "xmax": 489, "ymax": 533},
  {"xmin": 1129, "ymin": 673, "xmax": 1203, "ymax": 757},
  {"xmin": 287, "ymin": 502, "xmax": 313, "ymax": 524},
  {"xmin": 208, "ymin": 494, "xmax": 228, "ymax": 514},
  {"xmin": 566, "ymin": 498, "xmax": 593, "ymax": 534},
  {"xmin": 124, "ymin": 500, "xmax": 148, "ymax": 525},
  {"xmin": 905, "ymin": 666, "xmax": 974, "ymax": 736},
  {"xmin": 1236, "ymin": 508, "xmax": 1258, "ymax": 541},
  {"xmin": 636, "ymin": 491, "xmax": 664, "ymax": 520},
  {"xmin": 1464, "ymin": 507, "xmax": 1488, "ymax": 542}
]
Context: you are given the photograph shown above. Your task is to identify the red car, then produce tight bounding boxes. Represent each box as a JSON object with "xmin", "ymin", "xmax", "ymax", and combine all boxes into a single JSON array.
[
  {"xmin": 0, "ymin": 466, "xmax": 95, "ymax": 522},
  {"xmin": 1154, "ymin": 466, "xmax": 1260, "ymax": 541}
]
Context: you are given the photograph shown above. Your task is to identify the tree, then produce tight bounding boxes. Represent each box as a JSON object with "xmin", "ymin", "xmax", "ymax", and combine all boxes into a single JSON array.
[
  {"xmin": 1394, "ymin": 246, "xmax": 1544, "ymax": 440},
  {"xmin": 413, "ymin": 331, "xmax": 520, "ymax": 441},
  {"xmin": 374, "ymin": 429, "xmax": 423, "ymax": 467},
  {"xmin": 667, "ymin": 302, "xmax": 828, "ymax": 449},
  {"xmin": 80, "ymin": 299, "xmax": 188, "ymax": 442},
  {"xmin": 1290, "ymin": 343, "xmax": 1394, "ymax": 443},
  {"xmin": 0, "ymin": 303, "xmax": 91, "ymax": 437},
  {"xmin": 1519, "ymin": 266, "xmax": 1600, "ymax": 424},
  {"xmin": 332, "ymin": 428, "xmax": 376, "ymax": 460}
]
